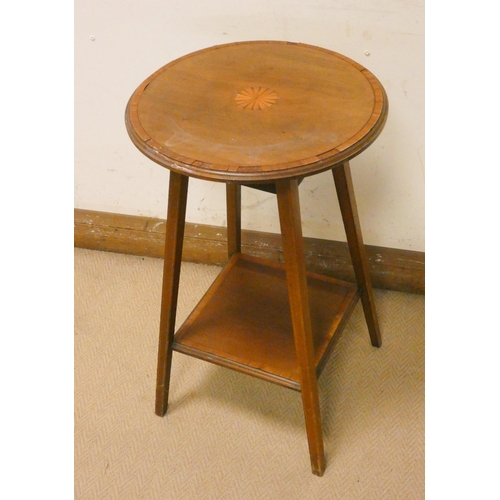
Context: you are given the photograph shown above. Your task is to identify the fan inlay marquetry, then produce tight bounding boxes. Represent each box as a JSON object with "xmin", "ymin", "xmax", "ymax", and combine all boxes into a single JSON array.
[{"xmin": 235, "ymin": 87, "xmax": 278, "ymax": 110}]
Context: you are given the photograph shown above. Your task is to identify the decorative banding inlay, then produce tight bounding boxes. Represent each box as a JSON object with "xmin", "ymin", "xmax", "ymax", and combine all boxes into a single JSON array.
[
  {"xmin": 126, "ymin": 42, "xmax": 389, "ymax": 182},
  {"xmin": 235, "ymin": 87, "xmax": 278, "ymax": 110}
]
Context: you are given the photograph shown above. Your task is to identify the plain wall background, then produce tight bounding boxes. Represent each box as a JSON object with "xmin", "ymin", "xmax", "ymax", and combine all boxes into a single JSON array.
[{"xmin": 74, "ymin": 0, "xmax": 424, "ymax": 251}]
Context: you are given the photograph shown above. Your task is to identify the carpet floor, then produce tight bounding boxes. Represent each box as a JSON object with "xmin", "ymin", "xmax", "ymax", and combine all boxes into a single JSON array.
[{"xmin": 75, "ymin": 248, "xmax": 424, "ymax": 499}]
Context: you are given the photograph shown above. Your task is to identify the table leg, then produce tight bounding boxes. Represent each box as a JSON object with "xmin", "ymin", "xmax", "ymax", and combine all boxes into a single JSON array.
[
  {"xmin": 276, "ymin": 179, "xmax": 326, "ymax": 477},
  {"xmin": 155, "ymin": 171, "xmax": 189, "ymax": 416},
  {"xmin": 332, "ymin": 162, "xmax": 382, "ymax": 348},
  {"xmin": 226, "ymin": 183, "xmax": 241, "ymax": 258}
]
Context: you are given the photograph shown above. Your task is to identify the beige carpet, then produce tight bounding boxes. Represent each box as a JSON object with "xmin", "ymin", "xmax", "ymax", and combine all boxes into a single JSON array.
[{"xmin": 75, "ymin": 248, "xmax": 424, "ymax": 499}]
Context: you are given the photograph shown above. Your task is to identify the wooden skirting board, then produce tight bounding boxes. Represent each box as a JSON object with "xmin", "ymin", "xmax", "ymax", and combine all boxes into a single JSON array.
[{"xmin": 74, "ymin": 209, "xmax": 424, "ymax": 295}]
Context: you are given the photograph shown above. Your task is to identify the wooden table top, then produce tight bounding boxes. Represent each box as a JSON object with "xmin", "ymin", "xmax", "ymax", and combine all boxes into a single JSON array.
[{"xmin": 125, "ymin": 41, "xmax": 388, "ymax": 183}]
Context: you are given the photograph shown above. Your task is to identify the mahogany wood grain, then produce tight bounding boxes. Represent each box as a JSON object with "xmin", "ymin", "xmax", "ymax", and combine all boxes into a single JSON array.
[
  {"xmin": 125, "ymin": 41, "xmax": 388, "ymax": 183},
  {"xmin": 226, "ymin": 184, "xmax": 241, "ymax": 258},
  {"xmin": 276, "ymin": 179, "xmax": 325, "ymax": 476},
  {"xmin": 333, "ymin": 163, "xmax": 381, "ymax": 347},
  {"xmin": 173, "ymin": 254, "xmax": 358, "ymax": 390},
  {"xmin": 155, "ymin": 172, "xmax": 189, "ymax": 416},
  {"xmin": 123, "ymin": 41, "xmax": 390, "ymax": 476}
]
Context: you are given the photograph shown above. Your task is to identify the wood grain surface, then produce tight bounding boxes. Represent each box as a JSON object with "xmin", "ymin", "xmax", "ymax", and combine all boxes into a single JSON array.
[
  {"xmin": 121, "ymin": 41, "xmax": 393, "ymax": 477},
  {"xmin": 74, "ymin": 209, "xmax": 424, "ymax": 294},
  {"xmin": 173, "ymin": 254, "xmax": 358, "ymax": 390},
  {"xmin": 125, "ymin": 41, "xmax": 388, "ymax": 183}
]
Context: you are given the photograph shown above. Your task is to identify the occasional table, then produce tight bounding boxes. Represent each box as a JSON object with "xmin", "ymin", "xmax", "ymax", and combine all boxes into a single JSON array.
[{"xmin": 125, "ymin": 41, "xmax": 388, "ymax": 476}]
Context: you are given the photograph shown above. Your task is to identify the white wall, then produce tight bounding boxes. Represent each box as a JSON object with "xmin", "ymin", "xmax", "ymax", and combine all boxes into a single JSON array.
[{"xmin": 75, "ymin": 0, "xmax": 424, "ymax": 252}]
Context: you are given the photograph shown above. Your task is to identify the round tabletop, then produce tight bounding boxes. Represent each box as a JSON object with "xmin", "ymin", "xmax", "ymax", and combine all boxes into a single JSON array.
[{"xmin": 125, "ymin": 41, "xmax": 388, "ymax": 183}]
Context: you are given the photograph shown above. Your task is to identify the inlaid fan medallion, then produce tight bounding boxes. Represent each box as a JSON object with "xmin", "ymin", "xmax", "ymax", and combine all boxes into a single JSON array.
[{"xmin": 234, "ymin": 87, "xmax": 278, "ymax": 110}]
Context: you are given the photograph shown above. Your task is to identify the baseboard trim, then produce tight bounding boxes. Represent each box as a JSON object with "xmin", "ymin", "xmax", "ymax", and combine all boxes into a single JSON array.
[{"xmin": 74, "ymin": 209, "xmax": 424, "ymax": 294}]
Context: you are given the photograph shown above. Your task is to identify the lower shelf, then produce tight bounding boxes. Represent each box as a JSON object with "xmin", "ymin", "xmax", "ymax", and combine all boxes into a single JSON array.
[{"xmin": 173, "ymin": 253, "xmax": 359, "ymax": 391}]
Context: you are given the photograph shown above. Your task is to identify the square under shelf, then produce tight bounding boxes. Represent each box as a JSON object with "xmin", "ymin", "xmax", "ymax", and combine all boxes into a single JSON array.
[{"xmin": 173, "ymin": 253, "xmax": 359, "ymax": 391}]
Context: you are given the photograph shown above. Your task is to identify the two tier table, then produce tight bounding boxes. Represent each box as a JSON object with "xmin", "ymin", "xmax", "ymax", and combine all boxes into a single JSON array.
[{"xmin": 125, "ymin": 41, "xmax": 388, "ymax": 476}]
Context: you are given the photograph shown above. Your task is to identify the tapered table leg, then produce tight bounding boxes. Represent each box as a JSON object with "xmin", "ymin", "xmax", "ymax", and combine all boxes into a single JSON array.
[
  {"xmin": 332, "ymin": 162, "xmax": 382, "ymax": 347},
  {"xmin": 276, "ymin": 179, "xmax": 326, "ymax": 477},
  {"xmin": 226, "ymin": 183, "xmax": 241, "ymax": 259},
  {"xmin": 155, "ymin": 171, "xmax": 189, "ymax": 416}
]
